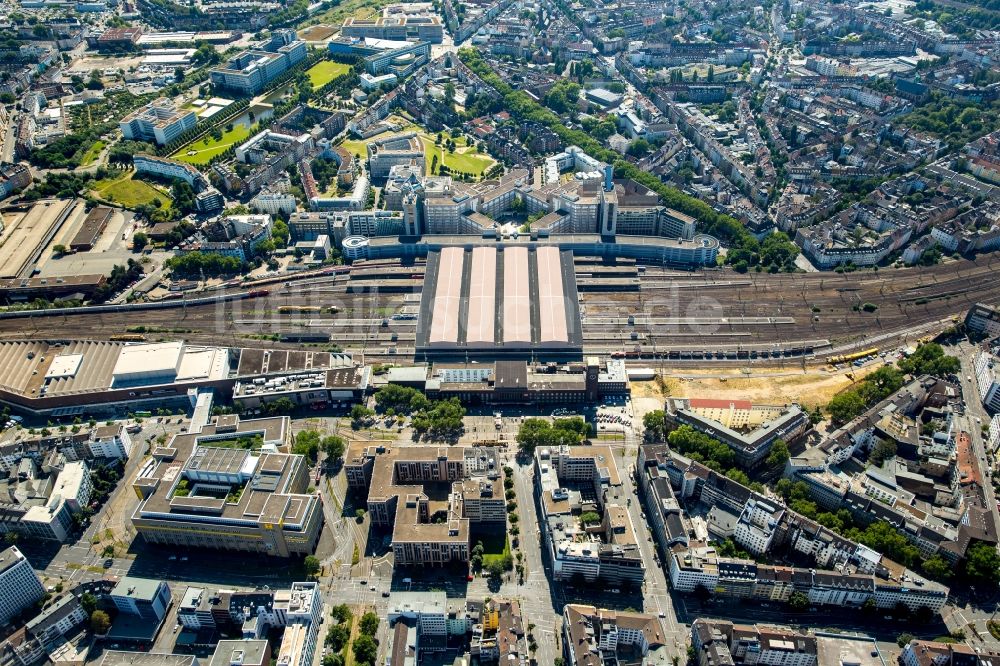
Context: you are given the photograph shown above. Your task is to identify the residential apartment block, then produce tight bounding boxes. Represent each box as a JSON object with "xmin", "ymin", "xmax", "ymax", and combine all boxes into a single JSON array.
[
  {"xmin": 901, "ymin": 639, "xmax": 1000, "ymax": 666},
  {"xmin": 385, "ymin": 591, "xmax": 474, "ymax": 664},
  {"xmin": 785, "ymin": 374, "xmax": 996, "ymax": 569},
  {"xmin": 692, "ymin": 619, "xmax": 818, "ymax": 666},
  {"xmin": 134, "ymin": 155, "xmax": 211, "ymax": 190},
  {"xmin": 562, "ymin": 605, "xmax": 669, "ymax": 665},
  {"xmin": 975, "ymin": 349, "xmax": 1000, "ymax": 412},
  {"xmin": 664, "ymin": 398, "xmax": 810, "ymax": 468},
  {"xmin": 0, "ymin": 547, "xmax": 45, "ymax": 626},
  {"xmin": 0, "ymin": 163, "xmax": 30, "ymax": 201},
  {"xmin": 637, "ymin": 445, "xmax": 949, "ymax": 613},
  {"xmin": 966, "ymin": 303, "xmax": 1000, "ymax": 339},
  {"xmin": 109, "ymin": 577, "xmax": 171, "ymax": 624},
  {"xmin": 11, "ymin": 460, "xmax": 92, "ymax": 542}
]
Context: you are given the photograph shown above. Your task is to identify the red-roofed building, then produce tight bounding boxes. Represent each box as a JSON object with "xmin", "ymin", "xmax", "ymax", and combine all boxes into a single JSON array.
[
  {"xmin": 96, "ymin": 27, "xmax": 143, "ymax": 47},
  {"xmin": 688, "ymin": 398, "xmax": 753, "ymax": 411}
]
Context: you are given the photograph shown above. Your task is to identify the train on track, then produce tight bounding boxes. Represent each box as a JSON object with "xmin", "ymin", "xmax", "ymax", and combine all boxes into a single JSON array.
[
  {"xmin": 0, "ymin": 289, "xmax": 271, "ymax": 321},
  {"xmin": 276, "ymin": 305, "xmax": 340, "ymax": 314},
  {"xmin": 828, "ymin": 347, "xmax": 879, "ymax": 365}
]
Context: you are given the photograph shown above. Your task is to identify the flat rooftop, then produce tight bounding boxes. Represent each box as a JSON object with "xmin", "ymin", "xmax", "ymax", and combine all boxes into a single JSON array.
[
  {"xmin": 101, "ymin": 653, "xmax": 195, "ymax": 666},
  {"xmin": 133, "ymin": 415, "xmax": 317, "ymax": 531},
  {"xmin": 360, "ymin": 444, "xmax": 500, "ymax": 546},
  {"xmin": 235, "ymin": 349, "xmax": 353, "ymax": 376},
  {"xmin": 0, "ymin": 340, "xmax": 231, "ymax": 400},
  {"xmin": 0, "ymin": 199, "xmax": 79, "ymax": 280},
  {"xmin": 816, "ymin": 634, "xmax": 885, "ymax": 666}
]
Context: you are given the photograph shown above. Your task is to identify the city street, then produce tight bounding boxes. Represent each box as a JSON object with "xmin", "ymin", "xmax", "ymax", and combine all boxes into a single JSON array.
[
  {"xmin": 33, "ymin": 418, "xmax": 183, "ymax": 586},
  {"xmin": 944, "ymin": 342, "xmax": 1000, "ymax": 650}
]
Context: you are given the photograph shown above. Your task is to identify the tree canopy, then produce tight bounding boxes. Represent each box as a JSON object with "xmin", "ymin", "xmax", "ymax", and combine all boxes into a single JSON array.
[
  {"xmin": 898, "ymin": 343, "xmax": 960, "ymax": 378},
  {"xmin": 516, "ymin": 417, "xmax": 590, "ymax": 453},
  {"xmin": 667, "ymin": 424, "xmax": 735, "ymax": 470},
  {"xmin": 827, "ymin": 366, "xmax": 904, "ymax": 424}
]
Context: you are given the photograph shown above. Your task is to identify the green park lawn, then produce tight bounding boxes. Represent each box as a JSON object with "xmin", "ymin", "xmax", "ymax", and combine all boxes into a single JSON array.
[
  {"xmin": 307, "ymin": 61, "xmax": 351, "ymax": 88},
  {"xmin": 340, "ymin": 137, "xmax": 368, "ymax": 159},
  {"xmin": 94, "ymin": 174, "xmax": 172, "ymax": 209},
  {"xmin": 80, "ymin": 140, "xmax": 105, "ymax": 166},
  {"xmin": 337, "ymin": 118, "xmax": 497, "ymax": 178},
  {"xmin": 420, "ymin": 137, "xmax": 495, "ymax": 177},
  {"xmin": 171, "ymin": 123, "xmax": 256, "ymax": 165},
  {"xmin": 476, "ymin": 530, "xmax": 511, "ymax": 567}
]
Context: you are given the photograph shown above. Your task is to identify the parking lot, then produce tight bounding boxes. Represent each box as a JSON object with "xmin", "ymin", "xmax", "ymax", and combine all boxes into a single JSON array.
[{"xmin": 595, "ymin": 400, "xmax": 632, "ymax": 434}]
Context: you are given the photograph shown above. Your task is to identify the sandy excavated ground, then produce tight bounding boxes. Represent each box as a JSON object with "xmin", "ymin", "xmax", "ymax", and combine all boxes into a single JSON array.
[{"xmin": 631, "ymin": 362, "xmax": 881, "ymax": 410}]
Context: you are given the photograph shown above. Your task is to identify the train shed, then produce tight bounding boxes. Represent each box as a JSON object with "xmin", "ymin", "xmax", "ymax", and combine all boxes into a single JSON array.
[{"xmin": 415, "ymin": 245, "xmax": 582, "ymax": 357}]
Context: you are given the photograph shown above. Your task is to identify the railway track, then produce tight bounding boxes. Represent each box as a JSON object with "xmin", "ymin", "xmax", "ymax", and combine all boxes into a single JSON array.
[{"xmin": 0, "ymin": 254, "xmax": 996, "ymax": 362}]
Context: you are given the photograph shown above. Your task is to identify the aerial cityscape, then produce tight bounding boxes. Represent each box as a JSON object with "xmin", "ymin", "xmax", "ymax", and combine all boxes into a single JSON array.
[{"xmin": 0, "ymin": 0, "xmax": 997, "ymax": 664}]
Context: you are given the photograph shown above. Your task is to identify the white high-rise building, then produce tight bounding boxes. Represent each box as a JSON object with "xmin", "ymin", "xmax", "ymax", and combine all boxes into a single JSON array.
[
  {"xmin": 0, "ymin": 546, "xmax": 45, "ymax": 625},
  {"xmin": 974, "ymin": 350, "xmax": 1000, "ymax": 412}
]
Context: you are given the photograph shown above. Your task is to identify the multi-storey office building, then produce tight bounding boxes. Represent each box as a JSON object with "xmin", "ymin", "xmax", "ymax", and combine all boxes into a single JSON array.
[
  {"xmin": 345, "ymin": 445, "xmax": 503, "ymax": 566},
  {"xmin": 534, "ymin": 446, "xmax": 644, "ymax": 586},
  {"xmin": 119, "ymin": 99, "xmax": 197, "ymax": 146},
  {"xmin": 210, "ymin": 31, "xmax": 307, "ymax": 95},
  {"xmin": 130, "ymin": 415, "xmax": 323, "ymax": 557}
]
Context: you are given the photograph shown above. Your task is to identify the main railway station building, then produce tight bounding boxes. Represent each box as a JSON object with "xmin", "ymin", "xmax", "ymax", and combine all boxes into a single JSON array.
[{"xmin": 415, "ymin": 245, "xmax": 583, "ymax": 357}]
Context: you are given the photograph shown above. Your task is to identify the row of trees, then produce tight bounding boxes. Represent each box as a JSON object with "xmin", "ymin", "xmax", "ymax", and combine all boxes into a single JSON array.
[
  {"xmin": 323, "ymin": 604, "xmax": 379, "ymax": 666},
  {"xmin": 773, "ymin": 479, "xmax": 999, "ymax": 585},
  {"xmin": 165, "ymin": 252, "xmax": 247, "ymax": 278},
  {"xmin": 898, "ymin": 342, "xmax": 961, "ymax": 377},
  {"xmin": 92, "ymin": 259, "xmax": 144, "ymax": 303},
  {"xmin": 827, "ymin": 366, "xmax": 905, "ymax": 425},
  {"xmin": 827, "ymin": 344, "xmax": 959, "ymax": 424}
]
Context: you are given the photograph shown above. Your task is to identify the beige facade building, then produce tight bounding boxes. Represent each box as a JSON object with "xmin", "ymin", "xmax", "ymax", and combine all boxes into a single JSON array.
[
  {"xmin": 345, "ymin": 444, "xmax": 503, "ymax": 565},
  {"xmin": 131, "ymin": 415, "xmax": 323, "ymax": 557}
]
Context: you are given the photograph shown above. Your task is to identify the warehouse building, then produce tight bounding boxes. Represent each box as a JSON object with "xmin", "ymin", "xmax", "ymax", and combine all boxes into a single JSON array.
[
  {"xmin": 68, "ymin": 206, "xmax": 114, "ymax": 252},
  {"xmin": 416, "ymin": 246, "xmax": 582, "ymax": 357}
]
